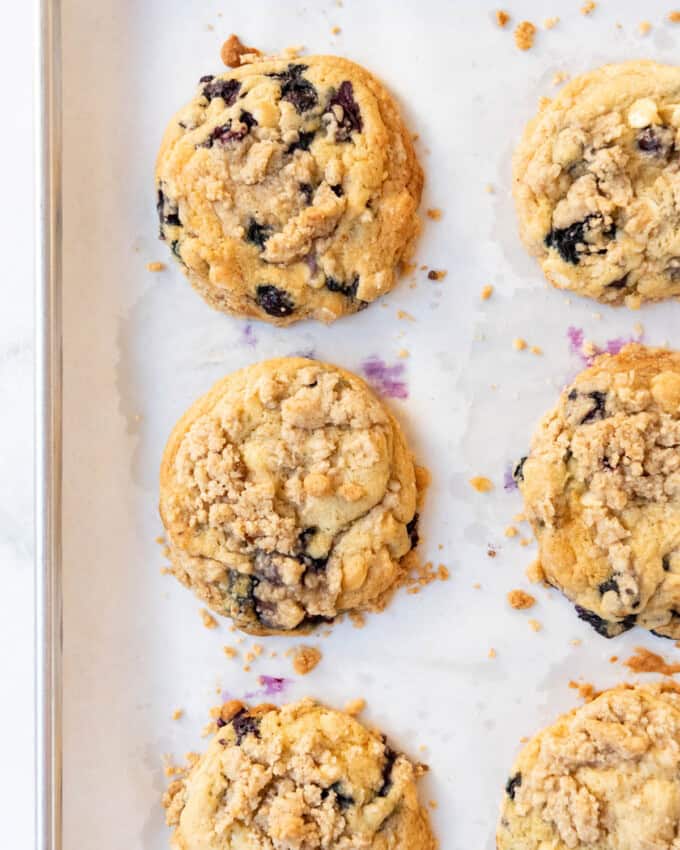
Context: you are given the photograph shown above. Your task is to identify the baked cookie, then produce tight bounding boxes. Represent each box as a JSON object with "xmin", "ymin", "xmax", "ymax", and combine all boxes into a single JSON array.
[
  {"xmin": 497, "ymin": 683, "xmax": 680, "ymax": 850},
  {"xmin": 155, "ymin": 52, "xmax": 423, "ymax": 325},
  {"xmin": 513, "ymin": 61, "xmax": 680, "ymax": 307},
  {"xmin": 159, "ymin": 357, "xmax": 420, "ymax": 634},
  {"xmin": 163, "ymin": 698, "xmax": 436, "ymax": 850},
  {"xmin": 515, "ymin": 344, "xmax": 680, "ymax": 638}
]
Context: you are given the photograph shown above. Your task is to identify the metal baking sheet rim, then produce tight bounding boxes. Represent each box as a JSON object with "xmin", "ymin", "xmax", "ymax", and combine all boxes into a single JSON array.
[{"xmin": 35, "ymin": 0, "xmax": 63, "ymax": 849}]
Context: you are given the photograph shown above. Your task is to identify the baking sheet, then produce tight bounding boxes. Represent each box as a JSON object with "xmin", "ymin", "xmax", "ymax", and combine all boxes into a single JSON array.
[{"xmin": 57, "ymin": 2, "xmax": 680, "ymax": 848}]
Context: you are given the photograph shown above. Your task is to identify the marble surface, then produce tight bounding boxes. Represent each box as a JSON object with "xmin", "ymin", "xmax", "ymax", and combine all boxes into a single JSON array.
[{"xmin": 0, "ymin": 4, "xmax": 36, "ymax": 849}]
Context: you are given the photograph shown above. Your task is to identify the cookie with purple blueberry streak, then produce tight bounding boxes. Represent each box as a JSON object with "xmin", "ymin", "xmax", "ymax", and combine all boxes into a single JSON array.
[
  {"xmin": 514, "ymin": 61, "xmax": 680, "ymax": 307},
  {"xmin": 163, "ymin": 698, "xmax": 436, "ymax": 850},
  {"xmin": 159, "ymin": 357, "xmax": 421, "ymax": 634},
  {"xmin": 516, "ymin": 344, "xmax": 680, "ymax": 638},
  {"xmin": 155, "ymin": 52, "xmax": 423, "ymax": 325}
]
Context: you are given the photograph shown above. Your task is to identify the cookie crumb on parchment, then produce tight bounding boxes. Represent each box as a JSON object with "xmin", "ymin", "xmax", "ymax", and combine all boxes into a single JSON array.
[
  {"xmin": 344, "ymin": 698, "xmax": 366, "ymax": 716},
  {"xmin": 480, "ymin": 284, "xmax": 494, "ymax": 300},
  {"xmin": 292, "ymin": 645, "xmax": 322, "ymax": 675},
  {"xmin": 331, "ymin": 25, "xmax": 341, "ymax": 35},
  {"xmin": 221, "ymin": 34, "xmax": 261, "ymax": 68},
  {"xmin": 514, "ymin": 21, "xmax": 536, "ymax": 50},
  {"xmin": 624, "ymin": 647, "xmax": 680, "ymax": 676},
  {"xmin": 172, "ymin": 708, "xmax": 183, "ymax": 721},
  {"xmin": 427, "ymin": 269, "xmax": 447, "ymax": 281},
  {"xmin": 469, "ymin": 475, "xmax": 494, "ymax": 493},
  {"xmin": 638, "ymin": 20, "xmax": 652, "ymax": 35},
  {"xmin": 507, "ymin": 589, "xmax": 536, "ymax": 610},
  {"xmin": 426, "ymin": 207, "xmax": 443, "ymax": 220},
  {"xmin": 544, "ymin": 16, "xmax": 559, "ymax": 29},
  {"xmin": 552, "ymin": 70, "xmax": 569, "ymax": 86},
  {"xmin": 669, "ymin": 11, "xmax": 680, "ymax": 23},
  {"xmin": 528, "ymin": 618, "xmax": 542, "ymax": 632},
  {"xmin": 488, "ymin": 647, "xmax": 497, "ymax": 659},
  {"xmin": 199, "ymin": 609, "xmax": 218, "ymax": 629},
  {"xmin": 496, "ymin": 10, "xmax": 510, "ymax": 27},
  {"xmin": 513, "ymin": 337, "xmax": 527, "ymax": 351},
  {"xmin": 146, "ymin": 261, "xmax": 166, "ymax": 272},
  {"xmin": 580, "ymin": 1, "xmax": 596, "ymax": 14},
  {"xmin": 569, "ymin": 680, "xmax": 598, "ymax": 701}
]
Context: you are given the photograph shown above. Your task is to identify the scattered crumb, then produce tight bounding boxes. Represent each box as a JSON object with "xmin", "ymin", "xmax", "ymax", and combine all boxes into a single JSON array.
[
  {"xmin": 528, "ymin": 619, "xmax": 542, "ymax": 632},
  {"xmin": 552, "ymin": 71, "xmax": 569, "ymax": 86},
  {"xmin": 513, "ymin": 337, "xmax": 528, "ymax": 351},
  {"xmin": 160, "ymin": 566, "xmax": 172, "ymax": 576},
  {"xmin": 487, "ymin": 546, "xmax": 497, "ymax": 558},
  {"xmin": 514, "ymin": 512, "xmax": 527, "ymax": 523},
  {"xmin": 292, "ymin": 645, "xmax": 322, "ymax": 675},
  {"xmin": 530, "ymin": 345, "xmax": 543, "ymax": 356},
  {"xmin": 507, "ymin": 589, "xmax": 536, "ymax": 610},
  {"xmin": 397, "ymin": 309, "xmax": 416, "ymax": 321},
  {"xmin": 349, "ymin": 611, "xmax": 366, "ymax": 629},
  {"xmin": 344, "ymin": 698, "xmax": 366, "ymax": 716},
  {"xmin": 488, "ymin": 647, "xmax": 497, "ymax": 659},
  {"xmin": 485, "ymin": 183, "xmax": 495, "ymax": 193},
  {"xmin": 570, "ymin": 638, "xmax": 582, "ymax": 647},
  {"xmin": 427, "ymin": 270, "xmax": 447, "ymax": 281},
  {"xmin": 331, "ymin": 25, "xmax": 341, "ymax": 35},
  {"xmin": 397, "ymin": 348, "xmax": 409, "ymax": 359},
  {"xmin": 469, "ymin": 476, "xmax": 494, "ymax": 493},
  {"xmin": 146, "ymin": 261, "xmax": 166, "ymax": 272},
  {"xmin": 526, "ymin": 559, "xmax": 546, "ymax": 583},
  {"xmin": 669, "ymin": 11, "xmax": 680, "ymax": 23},
  {"xmin": 172, "ymin": 708, "xmax": 183, "ymax": 721},
  {"xmin": 473, "ymin": 582, "xmax": 482, "ymax": 589},
  {"xmin": 569, "ymin": 680, "xmax": 597, "ymax": 701},
  {"xmin": 428, "ymin": 800, "xmax": 438, "ymax": 810},
  {"xmin": 223, "ymin": 646, "xmax": 237, "ymax": 659},
  {"xmin": 514, "ymin": 21, "xmax": 536, "ymax": 50},
  {"xmin": 519, "ymin": 736, "xmax": 529, "ymax": 743},
  {"xmin": 638, "ymin": 20, "xmax": 652, "ymax": 35},
  {"xmin": 505, "ymin": 525, "xmax": 519, "ymax": 538},
  {"xmin": 610, "ymin": 655, "xmax": 618, "ymax": 663},
  {"xmin": 243, "ymin": 664, "xmax": 251, "ymax": 672},
  {"xmin": 426, "ymin": 208, "xmax": 443, "ymax": 221},
  {"xmin": 624, "ymin": 647, "xmax": 680, "ymax": 676},
  {"xmin": 544, "ymin": 16, "xmax": 559, "ymax": 29},
  {"xmin": 401, "ymin": 551, "xmax": 451, "ymax": 595},
  {"xmin": 480, "ymin": 284, "xmax": 494, "ymax": 300},
  {"xmin": 580, "ymin": 1, "xmax": 596, "ymax": 14},
  {"xmin": 199, "ymin": 609, "xmax": 218, "ymax": 630},
  {"xmin": 633, "ymin": 321, "xmax": 644, "ymax": 337},
  {"xmin": 496, "ymin": 9, "xmax": 510, "ymax": 27},
  {"xmin": 220, "ymin": 34, "xmax": 260, "ymax": 68},
  {"xmin": 519, "ymin": 537, "xmax": 533, "ymax": 547}
]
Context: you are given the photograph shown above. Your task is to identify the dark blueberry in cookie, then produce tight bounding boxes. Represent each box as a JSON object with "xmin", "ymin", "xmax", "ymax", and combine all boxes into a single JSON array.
[
  {"xmin": 636, "ymin": 125, "xmax": 675, "ymax": 158},
  {"xmin": 574, "ymin": 605, "xmax": 636, "ymax": 638},
  {"xmin": 157, "ymin": 188, "xmax": 181, "ymax": 228},
  {"xmin": 199, "ymin": 74, "xmax": 215, "ymax": 84},
  {"xmin": 287, "ymin": 130, "xmax": 316, "ymax": 154},
  {"xmin": 297, "ymin": 527, "xmax": 328, "ymax": 572},
  {"xmin": 377, "ymin": 746, "xmax": 397, "ymax": 797},
  {"xmin": 545, "ymin": 214, "xmax": 614, "ymax": 265},
  {"xmin": 204, "ymin": 111, "xmax": 257, "ymax": 146},
  {"xmin": 322, "ymin": 782, "xmax": 354, "ymax": 809},
  {"xmin": 216, "ymin": 717, "xmax": 227, "ymax": 728},
  {"xmin": 298, "ymin": 182, "xmax": 314, "ymax": 204},
  {"xmin": 513, "ymin": 456, "xmax": 528, "ymax": 483},
  {"xmin": 227, "ymin": 571, "xmax": 259, "ymax": 612},
  {"xmin": 505, "ymin": 772, "xmax": 522, "ymax": 800},
  {"xmin": 606, "ymin": 274, "xmax": 629, "ymax": 290},
  {"xmin": 598, "ymin": 577, "xmax": 619, "ymax": 596},
  {"xmin": 271, "ymin": 64, "xmax": 318, "ymax": 113},
  {"xmin": 256, "ymin": 285, "xmax": 295, "ymax": 317},
  {"xmin": 406, "ymin": 513, "xmax": 420, "ymax": 549},
  {"xmin": 231, "ymin": 710, "xmax": 261, "ymax": 744},
  {"xmin": 202, "ymin": 77, "xmax": 241, "ymax": 106},
  {"xmin": 325, "ymin": 275, "xmax": 359, "ymax": 298},
  {"xmin": 170, "ymin": 240, "xmax": 182, "ymax": 260},
  {"xmin": 326, "ymin": 81, "xmax": 363, "ymax": 142},
  {"xmin": 330, "ymin": 184, "xmax": 344, "ymax": 197},
  {"xmin": 580, "ymin": 391, "xmax": 608, "ymax": 425},
  {"xmin": 663, "ymin": 555, "xmax": 672, "ymax": 572},
  {"xmin": 246, "ymin": 219, "xmax": 273, "ymax": 249},
  {"xmin": 666, "ymin": 258, "xmax": 680, "ymax": 281}
]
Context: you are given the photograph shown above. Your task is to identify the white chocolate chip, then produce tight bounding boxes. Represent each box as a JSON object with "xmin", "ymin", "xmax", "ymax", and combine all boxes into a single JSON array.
[{"xmin": 627, "ymin": 98, "xmax": 660, "ymax": 129}]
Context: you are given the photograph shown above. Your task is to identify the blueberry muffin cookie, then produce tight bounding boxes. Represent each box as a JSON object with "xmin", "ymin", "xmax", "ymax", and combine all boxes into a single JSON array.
[
  {"xmin": 515, "ymin": 344, "xmax": 680, "ymax": 638},
  {"xmin": 514, "ymin": 61, "xmax": 680, "ymax": 307},
  {"xmin": 497, "ymin": 683, "xmax": 680, "ymax": 850},
  {"xmin": 163, "ymin": 698, "xmax": 435, "ymax": 850},
  {"xmin": 159, "ymin": 358, "xmax": 420, "ymax": 634},
  {"xmin": 155, "ymin": 53, "xmax": 423, "ymax": 325}
]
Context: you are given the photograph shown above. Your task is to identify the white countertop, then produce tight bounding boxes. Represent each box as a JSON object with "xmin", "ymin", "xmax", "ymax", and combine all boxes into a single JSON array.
[{"xmin": 1, "ymin": 5, "xmax": 37, "ymax": 848}]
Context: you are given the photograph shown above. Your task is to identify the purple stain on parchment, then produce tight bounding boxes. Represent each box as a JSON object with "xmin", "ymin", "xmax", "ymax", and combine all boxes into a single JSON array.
[
  {"xmin": 567, "ymin": 326, "xmax": 642, "ymax": 367},
  {"xmin": 361, "ymin": 356, "xmax": 408, "ymax": 399},
  {"xmin": 258, "ymin": 675, "xmax": 289, "ymax": 695},
  {"xmin": 241, "ymin": 323, "xmax": 258, "ymax": 348},
  {"xmin": 503, "ymin": 464, "xmax": 518, "ymax": 492}
]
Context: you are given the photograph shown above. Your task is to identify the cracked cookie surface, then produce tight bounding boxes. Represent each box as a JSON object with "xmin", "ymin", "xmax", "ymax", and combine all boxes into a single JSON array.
[
  {"xmin": 155, "ymin": 55, "xmax": 423, "ymax": 325},
  {"xmin": 497, "ymin": 683, "xmax": 680, "ymax": 850},
  {"xmin": 163, "ymin": 698, "xmax": 435, "ymax": 850},
  {"xmin": 517, "ymin": 345, "xmax": 680, "ymax": 638},
  {"xmin": 159, "ymin": 358, "xmax": 419, "ymax": 635},
  {"xmin": 513, "ymin": 61, "xmax": 680, "ymax": 307}
]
